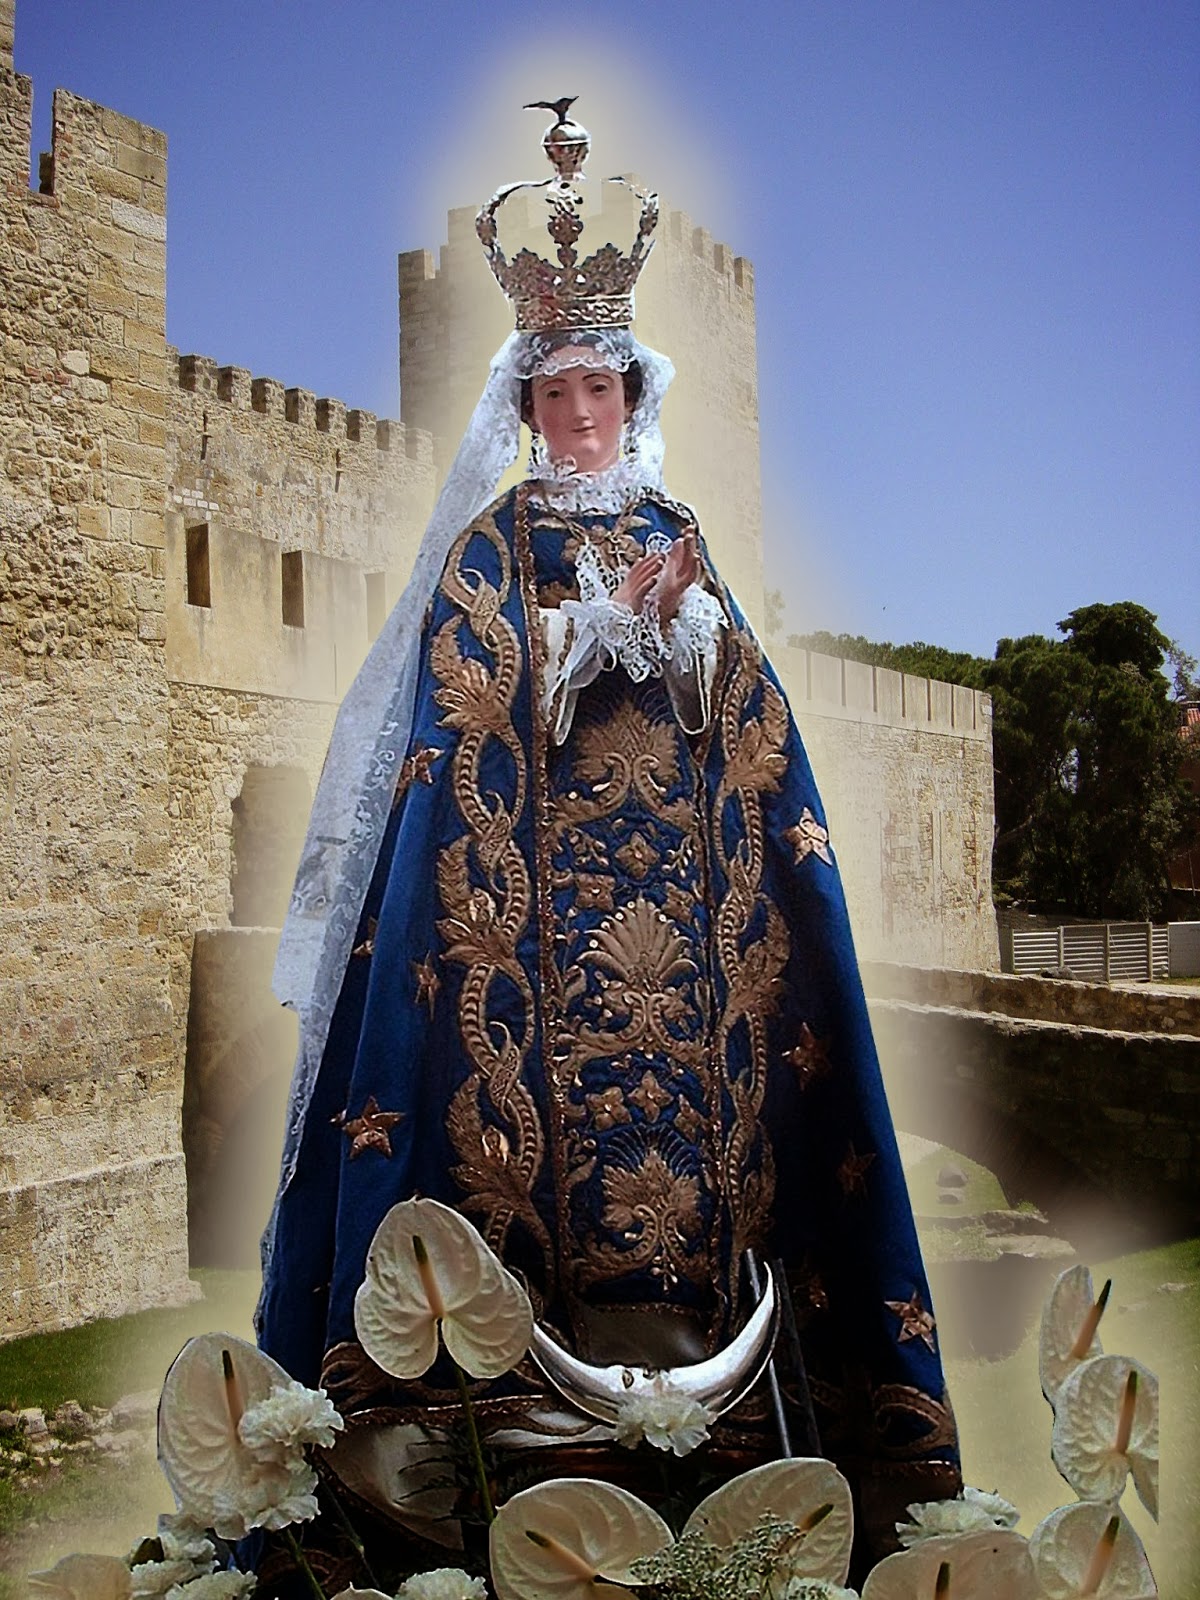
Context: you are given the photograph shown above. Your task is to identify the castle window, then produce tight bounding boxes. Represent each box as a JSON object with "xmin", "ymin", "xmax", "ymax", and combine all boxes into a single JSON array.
[
  {"xmin": 365, "ymin": 571, "xmax": 386, "ymax": 640},
  {"xmin": 282, "ymin": 550, "xmax": 305, "ymax": 628},
  {"xmin": 186, "ymin": 523, "xmax": 211, "ymax": 608}
]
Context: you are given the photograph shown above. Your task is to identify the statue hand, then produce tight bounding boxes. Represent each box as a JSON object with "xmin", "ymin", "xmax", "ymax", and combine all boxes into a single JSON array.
[
  {"xmin": 612, "ymin": 552, "xmax": 665, "ymax": 613},
  {"xmin": 655, "ymin": 532, "xmax": 701, "ymax": 625}
]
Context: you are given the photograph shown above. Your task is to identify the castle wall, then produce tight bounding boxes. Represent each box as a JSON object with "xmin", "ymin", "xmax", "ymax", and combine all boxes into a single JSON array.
[
  {"xmin": 164, "ymin": 350, "xmax": 436, "ymax": 986},
  {"xmin": 774, "ymin": 647, "xmax": 998, "ymax": 972},
  {"xmin": 0, "ymin": 19, "xmax": 194, "ymax": 1334}
]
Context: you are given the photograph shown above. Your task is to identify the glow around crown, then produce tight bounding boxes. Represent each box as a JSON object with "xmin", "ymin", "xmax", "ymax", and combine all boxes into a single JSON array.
[{"xmin": 475, "ymin": 101, "xmax": 659, "ymax": 334}]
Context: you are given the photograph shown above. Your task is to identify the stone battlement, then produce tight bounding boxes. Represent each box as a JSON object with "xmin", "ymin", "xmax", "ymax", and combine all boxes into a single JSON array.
[{"xmin": 175, "ymin": 353, "xmax": 429, "ymax": 462}]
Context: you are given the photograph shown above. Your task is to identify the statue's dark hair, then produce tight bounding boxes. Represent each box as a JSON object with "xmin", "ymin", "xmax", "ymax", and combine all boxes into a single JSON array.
[{"xmin": 519, "ymin": 331, "xmax": 644, "ymax": 430}]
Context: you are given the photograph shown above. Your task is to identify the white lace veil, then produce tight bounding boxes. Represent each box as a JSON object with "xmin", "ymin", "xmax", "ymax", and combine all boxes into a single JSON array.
[{"xmin": 266, "ymin": 327, "xmax": 675, "ymax": 1220}]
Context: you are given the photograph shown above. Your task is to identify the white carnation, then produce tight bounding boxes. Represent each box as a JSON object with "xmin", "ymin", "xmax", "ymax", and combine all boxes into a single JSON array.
[
  {"xmin": 207, "ymin": 1458, "xmax": 320, "ymax": 1540},
  {"xmin": 163, "ymin": 1574, "xmax": 257, "ymax": 1600},
  {"xmin": 238, "ymin": 1379, "xmax": 343, "ymax": 1456},
  {"xmin": 613, "ymin": 1375, "xmax": 714, "ymax": 1457},
  {"xmin": 131, "ymin": 1560, "xmax": 208, "ymax": 1597},
  {"xmin": 896, "ymin": 1486, "xmax": 1021, "ymax": 1547},
  {"xmin": 397, "ymin": 1569, "xmax": 488, "ymax": 1600}
]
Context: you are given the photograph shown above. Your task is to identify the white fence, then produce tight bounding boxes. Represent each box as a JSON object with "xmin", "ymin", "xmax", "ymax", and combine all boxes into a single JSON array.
[
  {"xmin": 1169, "ymin": 921, "xmax": 1200, "ymax": 978},
  {"xmin": 1001, "ymin": 921, "xmax": 1200, "ymax": 981}
]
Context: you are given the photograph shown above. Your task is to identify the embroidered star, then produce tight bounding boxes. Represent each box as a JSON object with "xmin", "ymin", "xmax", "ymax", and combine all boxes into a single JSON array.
[
  {"xmin": 616, "ymin": 830, "xmax": 660, "ymax": 881},
  {"xmin": 784, "ymin": 807, "xmax": 833, "ymax": 866},
  {"xmin": 837, "ymin": 1142, "xmax": 875, "ymax": 1197},
  {"xmin": 629, "ymin": 1070, "xmax": 673, "ymax": 1122},
  {"xmin": 392, "ymin": 743, "xmax": 443, "ymax": 808},
  {"xmin": 351, "ymin": 916, "xmax": 378, "ymax": 960},
  {"xmin": 333, "ymin": 1096, "xmax": 404, "ymax": 1160},
  {"xmin": 885, "ymin": 1289, "xmax": 938, "ymax": 1352},
  {"xmin": 783, "ymin": 1022, "xmax": 832, "ymax": 1089},
  {"xmin": 412, "ymin": 952, "xmax": 441, "ymax": 1015},
  {"xmin": 586, "ymin": 1086, "xmax": 631, "ymax": 1131}
]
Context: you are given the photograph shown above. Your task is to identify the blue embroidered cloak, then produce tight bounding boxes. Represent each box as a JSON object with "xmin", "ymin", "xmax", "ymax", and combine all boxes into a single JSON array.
[{"xmin": 258, "ymin": 483, "xmax": 960, "ymax": 1537}]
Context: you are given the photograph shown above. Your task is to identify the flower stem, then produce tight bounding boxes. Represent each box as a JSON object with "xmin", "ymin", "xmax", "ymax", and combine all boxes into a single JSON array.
[
  {"xmin": 320, "ymin": 1474, "xmax": 384, "ymax": 1590},
  {"xmin": 282, "ymin": 1527, "xmax": 327, "ymax": 1600},
  {"xmin": 454, "ymin": 1358, "xmax": 495, "ymax": 1523}
]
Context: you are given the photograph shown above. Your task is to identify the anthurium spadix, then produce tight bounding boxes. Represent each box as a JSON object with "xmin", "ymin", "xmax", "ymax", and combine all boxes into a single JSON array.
[
  {"xmin": 1050, "ymin": 1355, "xmax": 1158, "ymax": 1521},
  {"xmin": 489, "ymin": 1478, "xmax": 672, "ymax": 1600},
  {"xmin": 682, "ymin": 1458, "xmax": 855, "ymax": 1585},
  {"xmin": 860, "ymin": 1530, "xmax": 1036, "ymax": 1600},
  {"xmin": 1040, "ymin": 1265, "xmax": 1110, "ymax": 1406},
  {"xmin": 353, "ymin": 1197, "xmax": 533, "ymax": 1380},
  {"xmin": 1029, "ymin": 1503, "xmax": 1157, "ymax": 1600}
]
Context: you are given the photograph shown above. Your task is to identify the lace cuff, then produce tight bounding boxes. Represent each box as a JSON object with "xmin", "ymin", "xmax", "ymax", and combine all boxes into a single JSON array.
[{"xmin": 665, "ymin": 582, "xmax": 727, "ymax": 734}]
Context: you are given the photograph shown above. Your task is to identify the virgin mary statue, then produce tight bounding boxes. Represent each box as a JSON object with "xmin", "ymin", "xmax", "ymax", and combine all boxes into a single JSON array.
[{"xmin": 258, "ymin": 106, "xmax": 961, "ymax": 1567}]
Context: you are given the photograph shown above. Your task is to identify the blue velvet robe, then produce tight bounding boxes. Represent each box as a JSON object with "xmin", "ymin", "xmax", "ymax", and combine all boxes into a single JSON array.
[{"xmin": 259, "ymin": 483, "xmax": 960, "ymax": 1521}]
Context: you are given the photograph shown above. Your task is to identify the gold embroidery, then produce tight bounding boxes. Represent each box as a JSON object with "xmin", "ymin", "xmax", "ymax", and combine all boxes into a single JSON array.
[
  {"xmin": 332, "ymin": 1096, "xmax": 404, "ymax": 1160},
  {"xmin": 412, "ymin": 952, "xmax": 440, "ymax": 1015},
  {"xmin": 615, "ymin": 829, "xmax": 660, "ymax": 879},
  {"xmin": 885, "ymin": 1290, "xmax": 938, "ymax": 1352},
  {"xmin": 351, "ymin": 916, "xmax": 378, "ymax": 960},
  {"xmin": 597, "ymin": 1147, "xmax": 705, "ymax": 1288},
  {"xmin": 711, "ymin": 629, "xmax": 792, "ymax": 1313},
  {"xmin": 431, "ymin": 507, "xmax": 549, "ymax": 1280},
  {"xmin": 783, "ymin": 1022, "xmax": 832, "ymax": 1089},
  {"xmin": 628, "ymin": 1069, "xmax": 672, "ymax": 1122},
  {"xmin": 836, "ymin": 1142, "xmax": 875, "ymax": 1196},
  {"xmin": 584, "ymin": 1086, "xmax": 631, "ymax": 1130},
  {"xmin": 391, "ymin": 742, "xmax": 444, "ymax": 809},
  {"xmin": 784, "ymin": 806, "xmax": 833, "ymax": 866}
]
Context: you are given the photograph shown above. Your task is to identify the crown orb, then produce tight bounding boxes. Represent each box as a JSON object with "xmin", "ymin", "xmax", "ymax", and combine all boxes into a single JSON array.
[{"xmin": 543, "ymin": 117, "xmax": 591, "ymax": 180}]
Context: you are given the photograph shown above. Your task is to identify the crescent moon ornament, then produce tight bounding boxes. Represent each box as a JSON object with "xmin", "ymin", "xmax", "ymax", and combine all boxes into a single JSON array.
[{"xmin": 530, "ymin": 1261, "xmax": 780, "ymax": 1425}]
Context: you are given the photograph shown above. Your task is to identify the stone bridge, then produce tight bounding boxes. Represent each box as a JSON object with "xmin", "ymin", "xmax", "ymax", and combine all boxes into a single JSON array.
[{"xmin": 866, "ymin": 964, "xmax": 1200, "ymax": 1250}]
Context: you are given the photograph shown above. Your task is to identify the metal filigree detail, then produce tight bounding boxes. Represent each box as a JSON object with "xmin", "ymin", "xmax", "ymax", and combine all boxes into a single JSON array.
[{"xmin": 476, "ymin": 104, "xmax": 658, "ymax": 332}]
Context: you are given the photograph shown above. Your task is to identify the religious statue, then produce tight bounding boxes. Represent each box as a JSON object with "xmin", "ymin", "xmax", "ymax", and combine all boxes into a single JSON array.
[{"xmin": 257, "ymin": 103, "xmax": 961, "ymax": 1583}]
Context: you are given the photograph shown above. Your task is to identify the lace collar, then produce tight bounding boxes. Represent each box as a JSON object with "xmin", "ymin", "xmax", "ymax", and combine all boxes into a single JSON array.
[{"xmin": 526, "ymin": 454, "xmax": 654, "ymax": 515}]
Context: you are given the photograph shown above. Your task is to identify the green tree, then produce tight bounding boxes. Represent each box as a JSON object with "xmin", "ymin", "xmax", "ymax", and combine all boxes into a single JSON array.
[
  {"xmin": 983, "ymin": 603, "xmax": 1195, "ymax": 918},
  {"xmin": 785, "ymin": 604, "xmax": 1196, "ymax": 918}
]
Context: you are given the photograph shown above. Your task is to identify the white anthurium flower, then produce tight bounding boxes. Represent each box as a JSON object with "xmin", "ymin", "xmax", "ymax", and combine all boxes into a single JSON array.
[
  {"xmin": 683, "ymin": 1457, "xmax": 855, "ymax": 1585},
  {"xmin": 613, "ymin": 1372, "xmax": 715, "ymax": 1456},
  {"xmin": 354, "ymin": 1197, "xmax": 533, "ymax": 1381},
  {"xmin": 158, "ymin": 1331, "xmax": 335, "ymax": 1540},
  {"xmin": 489, "ymin": 1477, "xmax": 673, "ymax": 1600},
  {"xmin": 1050, "ymin": 1354, "xmax": 1158, "ymax": 1521},
  {"xmin": 861, "ymin": 1530, "xmax": 1037, "ymax": 1600},
  {"xmin": 331, "ymin": 1590, "xmax": 393, "ymax": 1599},
  {"xmin": 896, "ymin": 1487, "xmax": 1020, "ymax": 1548},
  {"xmin": 1029, "ymin": 1502, "xmax": 1157, "ymax": 1599},
  {"xmin": 1040, "ymin": 1265, "xmax": 1109, "ymax": 1406},
  {"xmin": 27, "ymin": 1554, "xmax": 133, "ymax": 1600},
  {"xmin": 397, "ymin": 1570, "xmax": 489, "ymax": 1599}
]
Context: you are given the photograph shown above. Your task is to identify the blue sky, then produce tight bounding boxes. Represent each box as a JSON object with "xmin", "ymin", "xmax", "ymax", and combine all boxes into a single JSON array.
[{"xmin": 15, "ymin": 1, "xmax": 1199, "ymax": 659}]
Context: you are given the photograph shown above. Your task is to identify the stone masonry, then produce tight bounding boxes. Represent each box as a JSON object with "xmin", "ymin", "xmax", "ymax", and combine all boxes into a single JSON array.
[
  {"xmin": 1, "ymin": 3, "xmax": 996, "ymax": 1333},
  {"xmin": 0, "ymin": 2, "xmax": 189, "ymax": 1336}
]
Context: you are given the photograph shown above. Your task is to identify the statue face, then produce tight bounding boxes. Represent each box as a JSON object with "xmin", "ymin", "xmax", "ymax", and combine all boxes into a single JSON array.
[{"xmin": 530, "ymin": 353, "xmax": 630, "ymax": 473}]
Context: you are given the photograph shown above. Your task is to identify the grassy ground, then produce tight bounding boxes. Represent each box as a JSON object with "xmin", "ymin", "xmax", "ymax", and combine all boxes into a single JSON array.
[{"xmin": 0, "ymin": 1271, "xmax": 258, "ymax": 1598}]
